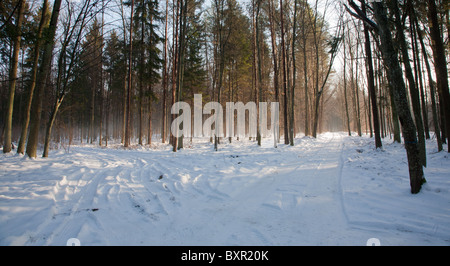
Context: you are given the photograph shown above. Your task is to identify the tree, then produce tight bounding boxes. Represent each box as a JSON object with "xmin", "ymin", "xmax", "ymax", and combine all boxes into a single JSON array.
[
  {"xmin": 3, "ymin": 0, "xmax": 25, "ymax": 153},
  {"xmin": 134, "ymin": 0, "xmax": 163, "ymax": 146},
  {"xmin": 361, "ymin": 0, "xmax": 381, "ymax": 148},
  {"xmin": 414, "ymin": 13, "xmax": 443, "ymax": 151},
  {"xmin": 161, "ymin": 0, "xmax": 169, "ymax": 144},
  {"xmin": 372, "ymin": 1, "xmax": 425, "ymax": 194},
  {"xmin": 43, "ymin": 0, "xmax": 98, "ymax": 157},
  {"xmin": 427, "ymin": 0, "xmax": 450, "ymax": 152},
  {"xmin": 311, "ymin": 8, "xmax": 343, "ymax": 138},
  {"xmin": 124, "ymin": 0, "xmax": 135, "ymax": 148},
  {"xmin": 389, "ymin": 0, "xmax": 426, "ymax": 167},
  {"xmin": 289, "ymin": 0, "xmax": 299, "ymax": 146},
  {"xmin": 26, "ymin": 0, "xmax": 63, "ymax": 158},
  {"xmin": 279, "ymin": 0, "xmax": 288, "ymax": 144},
  {"xmin": 17, "ymin": 0, "xmax": 50, "ymax": 154},
  {"xmin": 267, "ymin": 0, "xmax": 280, "ymax": 140}
]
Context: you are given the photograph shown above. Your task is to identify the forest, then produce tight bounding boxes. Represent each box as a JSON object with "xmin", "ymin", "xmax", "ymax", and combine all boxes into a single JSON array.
[{"xmin": 0, "ymin": 0, "xmax": 449, "ymax": 195}]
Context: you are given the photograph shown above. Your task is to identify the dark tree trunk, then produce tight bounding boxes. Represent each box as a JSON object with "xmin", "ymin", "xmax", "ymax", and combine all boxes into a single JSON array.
[
  {"xmin": 427, "ymin": 0, "xmax": 450, "ymax": 152},
  {"xmin": 26, "ymin": 0, "xmax": 63, "ymax": 158},
  {"xmin": 390, "ymin": 0, "xmax": 427, "ymax": 167},
  {"xmin": 372, "ymin": 2, "xmax": 425, "ymax": 194},
  {"xmin": 3, "ymin": 0, "xmax": 25, "ymax": 153},
  {"xmin": 361, "ymin": 0, "xmax": 382, "ymax": 148},
  {"xmin": 280, "ymin": 0, "xmax": 289, "ymax": 145}
]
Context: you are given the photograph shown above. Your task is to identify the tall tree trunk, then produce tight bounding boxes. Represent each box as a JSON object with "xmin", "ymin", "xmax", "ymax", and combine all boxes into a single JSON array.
[
  {"xmin": 99, "ymin": 1, "xmax": 105, "ymax": 147},
  {"xmin": 268, "ymin": 0, "xmax": 280, "ymax": 140},
  {"xmin": 353, "ymin": 23, "xmax": 362, "ymax": 137},
  {"xmin": 138, "ymin": 0, "xmax": 145, "ymax": 146},
  {"xmin": 415, "ymin": 15, "xmax": 443, "ymax": 151},
  {"xmin": 268, "ymin": 0, "xmax": 279, "ymax": 104},
  {"xmin": 17, "ymin": 0, "xmax": 49, "ymax": 154},
  {"xmin": 390, "ymin": 0, "xmax": 426, "ymax": 167},
  {"xmin": 343, "ymin": 29, "xmax": 351, "ymax": 136},
  {"xmin": 26, "ymin": 0, "xmax": 62, "ymax": 158},
  {"xmin": 289, "ymin": 0, "xmax": 298, "ymax": 146},
  {"xmin": 172, "ymin": 0, "xmax": 180, "ymax": 152},
  {"xmin": 410, "ymin": 13, "xmax": 430, "ymax": 140},
  {"xmin": 120, "ymin": 0, "xmax": 127, "ymax": 144},
  {"xmin": 175, "ymin": 0, "xmax": 187, "ymax": 151},
  {"xmin": 427, "ymin": 0, "xmax": 450, "ymax": 151},
  {"xmin": 372, "ymin": 1, "xmax": 425, "ymax": 194},
  {"xmin": 3, "ymin": 0, "xmax": 25, "ymax": 153},
  {"xmin": 124, "ymin": 0, "xmax": 135, "ymax": 148},
  {"xmin": 255, "ymin": 0, "xmax": 263, "ymax": 146},
  {"xmin": 161, "ymin": 0, "xmax": 169, "ymax": 144},
  {"xmin": 280, "ymin": 0, "xmax": 289, "ymax": 144},
  {"xmin": 301, "ymin": 0, "xmax": 309, "ymax": 137}
]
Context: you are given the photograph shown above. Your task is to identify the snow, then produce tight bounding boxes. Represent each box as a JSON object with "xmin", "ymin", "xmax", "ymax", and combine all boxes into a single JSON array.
[{"xmin": 1, "ymin": 132, "xmax": 449, "ymax": 246}]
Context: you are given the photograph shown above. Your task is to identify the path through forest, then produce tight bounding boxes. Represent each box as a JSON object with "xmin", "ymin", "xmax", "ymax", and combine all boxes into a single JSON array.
[{"xmin": 1, "ymin": 133, "xmax": 449, "ymax": 245}]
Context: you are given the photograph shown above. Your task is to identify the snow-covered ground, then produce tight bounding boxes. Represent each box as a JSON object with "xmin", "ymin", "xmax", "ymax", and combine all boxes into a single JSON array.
[{"xmin": 0, "ymin": 132, "xmax": 449, "ymax": 246}]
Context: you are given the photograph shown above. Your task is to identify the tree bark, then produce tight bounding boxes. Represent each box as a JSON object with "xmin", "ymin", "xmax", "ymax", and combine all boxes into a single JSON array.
[
  {"xmin": 268, "ymin": 0, "xmax": 280, "ymax": 140},
  {"xmin": 372, "ymin": 2, "xmax": 424, "ymax": 194},
  {"xmin": 280, "ymin": 0, "xmax": 289, "ymax": 145},
  {"xmin": 289, "ymin": 0, "xmax": 298, "ymax": 146},
  {"xmin": 361, "ymin": 0, "xmax": 382, "ymax": 148},
  {"xmin": 390, "ymin": 0, "xmax": 426, "ymax": 167},
  {"xmin": 26, "ymin": 0, "xmax": 62, "ymax": 158},
  {"xmin": 255, "ymin": 0, "xmax": 262, "ymax": 146},
  {"xmin": 3, "ymin": 0, "xmax": 25, "ymax": 153},
  {"xmin": 124, "ymin": 0, "xmax": 135, "ymax": 148},
  {"xmin": 17, "ymin": 0, "xmax": 49, "ymax": 154},
  {"xmin": 415, "ymin": 16, "xmax": 443, "ymax": 152},
  {"xmin": 161, "ymin": 0, "xmax": 169, "ymax": 144},
  {"xmin": 427, "ymin": 0, "xmax": 450, "ymax": 151}
]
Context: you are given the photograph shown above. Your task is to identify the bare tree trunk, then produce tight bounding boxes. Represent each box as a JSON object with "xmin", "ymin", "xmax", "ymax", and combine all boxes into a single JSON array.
[
  {"xmin": 353, "ymin": 22, "xmax": 362, "ymax": 137},
  {"xmin": 410, "ymin": 13, "xmax": 430, "ymax": 140},
  {"xmin": 427, "ymin": 0, "xmax": 450, "ymax": 152},
  {"xmin": 43, "ymin": 99, "xmax": 63, "ymax": 157},
  {"xmin": 124, "ymin": 0, "xmax": 135, "ymax": 148},
  {"xmin": 280, "ymin": 0, "xmax": 289, "ymax": 145},
  {"xmin": 301, "ymin": 0, "xmax": 310, "ymax": 137},
  {"xmin": 99, "ymin": 2, "xmax": 105, "ymax": 147},
  {"xmin": 161, "ymin": 0, "xmax": 169, "ymax": 144},
  {"xmin": 268, "ymin": 0, "xmax": 279, "ymax": 104},
  {"xmin": 120, "ymin": 0, "xmax": 127, "ymax": 144},
  {"xmin": 390, "ymin": 0, "xmax": 426, "ymax": 167},
  {"xmin": 138, "ymin": 0, "xmax": 145, "ymax": 146},
  {"xmin": 289, "ymin": 0, "xmax": 298, "ymax": 146},
  {"xmin": 372, "ymin": 1, "xmax": 425, "ymax": 194},
  {"xmin": 415, "ymin": 16, "xmax": 443, "ymax": 151},
  {"xmin": 17, "ymin": 0, "xmax": 49, "ymax": 154},
  {"xmin": 26, "ymin": 0, "xmax": 62, "ymax": 158},
  {"xmin": 268, "ymin": 0, "xmax": 280, "ymax": 140},
  {"xmin": 3, "ymin": 0, "xmax": 25, "ymax": 153},
  {"xmin": 255, "ymin": 0, "xmax": 263, "ymax": 146},
  {"xmin": 172, "ymin": 0, "xmax": 180, "ymax": 152},
  {"xmin": 176, "ymin": 0, "xmax": 187, "ymax": 151},
  {"xmin": 343, "ymin": 28, "xmax": 351, "ymax": 136}
]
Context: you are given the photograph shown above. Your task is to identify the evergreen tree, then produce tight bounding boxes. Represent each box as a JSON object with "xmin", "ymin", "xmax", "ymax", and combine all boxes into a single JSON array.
[{"xmin": 132, "ymin": 0, "xmax": 163, "ymax": 145}]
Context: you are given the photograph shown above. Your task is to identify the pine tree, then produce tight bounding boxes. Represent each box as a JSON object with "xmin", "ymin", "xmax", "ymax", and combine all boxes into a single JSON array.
[{"xmin": 133, "ymin": 0, "xmax": 163, "ymax": 145}]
